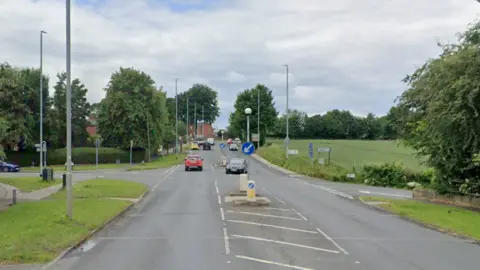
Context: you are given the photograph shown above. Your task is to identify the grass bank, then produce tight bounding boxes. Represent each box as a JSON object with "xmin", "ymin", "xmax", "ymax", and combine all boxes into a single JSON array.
[
  {"xmin": 360, "ymin": 196, "xmax": 480, "ymax": 240},
  {"xmin": 127, "ymin": 153, "xmax": 184, "ymax": 171},
  {"xmin": 0, "ymin": 177, "xmax": 59, "ymax": 192},
  {"xmin": 0, "ymin": 179, "xmax": 148, "ymax": 264}
]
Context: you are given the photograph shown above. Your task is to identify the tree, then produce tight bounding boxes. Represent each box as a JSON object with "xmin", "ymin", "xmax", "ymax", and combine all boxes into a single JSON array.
[
  {"xmin": 97, "ymin": 67, "xmax": 169, "ymax": 159},
  {"xmin": 177, "ymin": 84, "xmax": 220, "ymax": 131},
  {"xmin": 51, "ymin": 72, "xmax": 91, "ymax": 147},
  {"xmin": 0, "ymin": 118, "xmax": 8, "ymax": 159},
  {"xmin": 229, "ymin": 84, "xmax": 277, "ymax": 145},
  {"xmin": 396, "ymin": 19, "xmax": 480, "ymax": 194}
]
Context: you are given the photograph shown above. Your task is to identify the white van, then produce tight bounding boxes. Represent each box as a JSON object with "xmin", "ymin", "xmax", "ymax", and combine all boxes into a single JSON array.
[{"xmin": 207, "ymin": 138, "xmax": 215, "ymax": 145}]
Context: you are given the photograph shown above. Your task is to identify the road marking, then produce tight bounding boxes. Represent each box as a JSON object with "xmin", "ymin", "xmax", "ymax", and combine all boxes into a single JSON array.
[
  {"xmin": 236, "ymin": 255, "xmax": 314, "ymax": 270},
  {"xmin": 303, "ymin": 182, "xmax": 354, "ymax": 200},
  {"xmin": 223, "ymin": 227, "xmax": 230, "ymax": 255},
  {"xmin": 226, "ymin": 210, "xmax": 302, "ymax": 220},
  {"xmin": 231, "ymin": 234, "xmax": 340, "ymax": 254},
  {"xmin": 152, "ymin": 165, "xmax": 178, "ymax": 190},
  {"xmin": 210, "ymin": 164, "xmax": 214, "ymax": 171},
  {"xmin": 290, "ymin": 208, "xmax": 308, "ymax": 220},
  {"xmin": 217, "ymin": 195, "xmax": 222, "ymax": 205},
  {"xmin": 273, "ymin": 195, "xmax": 286, "ymax": 204},
  {"xmin": 261, "ymin": 207, "xmax": 291, "ymax": 212},
  {"xmin": 358, "ymin": 190, "xmax": 411, "ymax": 198},
  {"xmin": 315, "ymin": 228, "xmax": 349, "ymax": 255},
  {"xmin": 220, "ymin": 207, "xmax": 225, "ymax": 221},
  {"xmin": 227, "ymin": 220, "xmax": 318, "ymax": 234}
]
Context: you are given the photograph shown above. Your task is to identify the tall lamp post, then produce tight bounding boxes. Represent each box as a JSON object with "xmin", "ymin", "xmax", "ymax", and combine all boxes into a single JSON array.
[
  {"xmin": 39, "ymin": 30, "xmax": 47, "ymax": 176},
  {"xmin": 283, "ymin": 64, "xmax": 290, "ymax": 159},
  {"xmin": 175, "ymin": 78, "xmax": 179, "ymax": 153},
  {"xmin": 221, "ymin": 130, "xmax": 224, "ymax": 141},
  {"xmin": 245, "ymin": 108, "xmax": 252, "ymax": 142},
  {"xmin": 257, "ymin": 88, "xmax": 260, "ymax": 147},
  {"xmin": 66, "ymin": 0, "xmax": 73, "ymax": 218}
]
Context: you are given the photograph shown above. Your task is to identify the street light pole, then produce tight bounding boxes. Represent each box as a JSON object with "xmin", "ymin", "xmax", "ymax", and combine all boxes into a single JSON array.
[
  {"xmin": 257, "ymin": 88, "xmax": 260, "ymax": 147},
  {"xmin": 194, "ymin": 102, "xmax": 197, "ymax": 139},
  {"xmin": 39, "ymin": 30, "xmax": 47, "ymax": 176},
  {"xmin": 284, "ymin": 64, "xmax": 290, "ymax": 160},
  {"xmin": 202, "ymin": 105, "xmax": 204, "ymax": 138},
  {"xmin": 245, "ymin": 108, "xmax": 252, "ymax": 142},
  {"xmin": 186, "ymin": 98, "xmax": 189, "ymax": 143},
  {"xmin": 175, "ymin": 78, "xmax": 179, "ymax": 153},
  {"xmin": 65, "ymin": 0, "xmax": 73, "ymax": 218}
]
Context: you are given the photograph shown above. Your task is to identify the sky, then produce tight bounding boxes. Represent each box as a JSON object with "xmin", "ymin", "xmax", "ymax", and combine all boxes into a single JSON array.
[{"xmin": 0, "ymin": 0, "xmax": 479, "ymax": 129}]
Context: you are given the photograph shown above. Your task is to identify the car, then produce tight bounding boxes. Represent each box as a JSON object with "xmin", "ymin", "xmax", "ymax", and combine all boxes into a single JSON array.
[
  {"xmin": 203, "ymin": 142, "xmax": 211, "ymax": 150},
  {"xmin": 227, "ymin": 138, "xmax": 233, "ymax": 144},
  {"xmin": 229, "ymin": 143, "xmax": 238, "ymax": 151},
  {"xmin": 226, "ymin": 158, "xmax": 248, "ymax": 174},
  {"xmin": 190, "ymin": 142, "xmax": 200, "ymax": 150},
  {"xmin": 207, "ymin": 138, "xmax": 215, "ymax": 145},
  {"xmin": 0, "ymin": 161, "xmax": 20, "ymax": 172},
  {"xmin": 184, "ymin": 155, "xmax": 203, "ymax": 171},
  {"xmin": 234, "ymin": 138, "xmax": 241, "ymax": 144}
]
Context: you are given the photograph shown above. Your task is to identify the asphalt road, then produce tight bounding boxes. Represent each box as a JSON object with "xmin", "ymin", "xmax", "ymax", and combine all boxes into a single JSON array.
[{"xmin": 45, "ymin": 146, "xmax": 480, "ymax": 270}]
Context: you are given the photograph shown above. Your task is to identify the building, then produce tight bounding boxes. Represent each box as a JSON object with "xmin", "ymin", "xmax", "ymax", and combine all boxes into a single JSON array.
[
  {"xmin": 189, "ymin": 122, "xmax": 214, "ymax": 139},
  {"xmin": 86, "ymin": 115, "xmax": 97, "ymax": 136}
]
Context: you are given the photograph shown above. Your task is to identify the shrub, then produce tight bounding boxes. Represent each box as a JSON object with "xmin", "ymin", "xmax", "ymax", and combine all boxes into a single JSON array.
[{"xmin": 360, "ymin": 162, "xmax": 431, "ymax": 188}]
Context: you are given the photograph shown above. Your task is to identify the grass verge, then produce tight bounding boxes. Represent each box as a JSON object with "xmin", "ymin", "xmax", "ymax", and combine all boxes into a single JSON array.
[
  {"xmin": 360, "ymin": 196, "xmax": 480, "ymax": 240},
  {"xmin": 50, "ymin": 179, "xmax": 148, "ymax": 199},
  {"xmin": 21, "ymin": 163, "xmax": 128, "ymax": 172},
  {"xmin": 127, "ymin": 154, "xmax": 185, "ymax": 171},
  {"xmin": 0, "ymin": 177, "xmax": 59, "ymax": 192}
]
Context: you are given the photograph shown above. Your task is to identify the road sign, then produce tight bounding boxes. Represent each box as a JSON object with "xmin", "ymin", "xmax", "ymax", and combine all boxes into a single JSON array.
[
  {"xmin": 252, "ymin": 133, "xmax": 259, "ymax": 142},
  {"xmin": 247, "ymin": 180, "xmax": 256, "ymax": 201},
  {"xmin": 284, "ymin": 137, "xmax": 290, "ymax": 146},
  {"xmin": 317, "ymin": 147, "xmax": 331, "ymax": 152},
  {"xmin": 309, "ymin": 143, "xmax": 313, "ymax": 159},
  {"xmin": 242, "ymin": 142, "xmax": 255, "ymax": 156},
  {"xmin": 220, "ymin": 143, "xmax": 225, "ymax": 148},
  {"xmin": 248, "ymin": 182, "xmax": 255, "ymax": 189},
  {"xmin": 287, "ymin": 149, "xmax": 298, "ymax": 155}
]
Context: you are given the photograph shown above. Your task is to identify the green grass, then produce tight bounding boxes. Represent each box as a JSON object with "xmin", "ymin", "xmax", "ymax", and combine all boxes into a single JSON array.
[
  {"xmin": 0, "ymin": 198, "xmax": 131, "ymax": 264},
  {"xmin": 127, "ymin": 154, "xmax": 185, "ymax": 171},
  {"xmin": 266, "ymin": 139, "xmax": 425, "ymax": 171},
  {"xmin": 360, "ymin": 196, "xmax": 480, "ymax": 240},
  {"xmin": 21, "ymin": 163, "xmax": 128, "ymax": 172},
  {"xmin": 0, "ymin": 177, "xmax": 59, "ymax": 192},
  {"xmin": 50, "ymin": 179, "xmax": 148, "ymax": 199}
]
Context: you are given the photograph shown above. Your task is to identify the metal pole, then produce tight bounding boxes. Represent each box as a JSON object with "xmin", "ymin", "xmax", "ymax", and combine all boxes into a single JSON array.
[
  {"xmin": 247, "ymin": 115, "xmax": 250, "ymax": 142},
  {"xmin": 186, "ymin": 98, "xmax": 189, "ymax": 143},
  {"xmin": 43, "ymin": 141, "xmax": 47, "ymax": 167},
  {"xmin": 194, "ymin": 102, "xmax": 197, "ymax": 139},
  {"xmin": 66, "ymin": 0, "xmax": 73, "ymax": 218},
  {"xmin": 284, "ymin": 64, "xmax": 290, "ymax": 160},
  {"xmin": 130, "ymin": 140, "xmax": 133, "ymax": 168},
  {"xmin": 175, "ymin": 78, "xmax": 179, "ymax": 153},
  {"xmin": 146, "ymin": 111, "xmax": 151, "ymax": 162},
  {"xmin": 39, "ymin": 30, "xmax": 46, "ymax": 175},
  {"xmin": 202, "ymin": 106, "xmax": 204, "ymax": 138},
  {"xmin": 257, "ymin": 88, "xmax": 260, "ymax": 147},
  {"xmin": 95, "ymin": 139, "xmax": 99, "ymax": 169}
]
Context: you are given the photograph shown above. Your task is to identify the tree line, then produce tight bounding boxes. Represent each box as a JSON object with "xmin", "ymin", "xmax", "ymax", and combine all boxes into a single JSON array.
[{"xmin": 0, "ymin": 64, "xmax": 220, "ymax": 160}]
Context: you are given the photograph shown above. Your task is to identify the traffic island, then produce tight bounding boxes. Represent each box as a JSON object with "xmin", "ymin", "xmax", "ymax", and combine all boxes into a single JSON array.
[{"xmin": 224, "ymin": 178, "xmax": 271, "ymax": 206}]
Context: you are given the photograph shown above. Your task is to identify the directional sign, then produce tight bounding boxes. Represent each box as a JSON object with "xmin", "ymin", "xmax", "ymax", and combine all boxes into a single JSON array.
[
  {"xmin": 317, "ymin": 147, "xmax": 331, "ymax": 153},
  {"xmin": 242, "ymin": 142, "xmax": 255, "ymax": 156},
  {"xmin": 248, "ymin": 182, "xmax": 255, "ymax": 189},
  {"xmin": 309, "ymin": 143, "xmax": 313, "ymax": 159},
  {"xmin": 220, "ymin": 143, "xmax": 225, "ymax": 148}
]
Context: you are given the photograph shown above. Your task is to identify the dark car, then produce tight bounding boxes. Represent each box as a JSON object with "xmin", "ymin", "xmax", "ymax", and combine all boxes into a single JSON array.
[
  {"xmin": 203, "ymin": 142, "xmax": 211, "ymax": 150},
  {"xmin": 226, "ymin": 158, "xmax": 248, "ymax": 174},
  {"xmin": 0, "ymin": 161, "xmax": 20, "ymax": 172}
]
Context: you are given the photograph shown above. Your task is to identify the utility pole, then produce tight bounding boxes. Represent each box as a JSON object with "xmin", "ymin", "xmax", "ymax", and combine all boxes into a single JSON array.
[
  {"xmin": 146, "ymin": 110, "xmax": 151, "ymax": 162},
  {"xmin": 284, "ymin": 64, "xmax": 290, "ymax": 160},
  {"xmin": 39, "ymin": 30, "xmax": 47, "ymax": 176},
  {"xmin": 175, "ymin": 78, "xmax": 179, "ymax": 153},
  {"xmin": 257, "ymin": 88, "xmax": 260, "ymax": 147},
  {"xmin": 186, "ymin": 98, "xmax": 189, "ymax": 143},
  {"xmin": 66, "ymin": 0, "xmax": 73, "ymax": 218},
  {"xmin": 202, "ymin": 105, "xmax": 205, "ymax": 138},
  {"xmin": 194, "ymin": 102, "xmax": 197, "ymax": 139}
]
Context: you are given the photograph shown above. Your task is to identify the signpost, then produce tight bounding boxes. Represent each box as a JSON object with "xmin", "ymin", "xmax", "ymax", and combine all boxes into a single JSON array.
[
  {"xmin": 251, "ymin": 133, "xmax": 259, "ymax": 142},
  {"xmin": 129, "ymin": 140, "xmax": 133, "ymax": 168},
  {"xmin": 242, "ymin": 142, "xmax": 255, "ymax": 156},
  {"xmin": 220, "ymin": 143, "xmax": 225, "ymax": 149},
  {"xmin": 287, "ymin": 149, "xmax": 298, "ymax": 155},
  {"xmin": 317, "ymin": 147, "xmax": 331, "ymax": 165},
  {"xmin": 309, "ymin": 143, "xmax": 313, "ymax": 165},
  {"xmin": 247, "ymin": 180, "xmax": 256, "ymax": 201},
  {"xmin": 95, "ymin": 139, "xmax": 101, "ymax": 169}
]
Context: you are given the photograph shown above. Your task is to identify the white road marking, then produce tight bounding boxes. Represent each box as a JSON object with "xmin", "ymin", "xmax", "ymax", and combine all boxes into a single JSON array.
[
  {"xmin": 211, "ymin": 164, "xmax": 214, "ymax": 171},
  {"xmin": 226, "ymin": 210, "xmax": 302, "ymax": 221},
  {"xmin": 227, "ymin": 220, "xmax": 318, "ymax": 234},
  {"xmin": 261, "ymin": 207, "xmax": 291, "ymax": 212},
  {"xmin": 315, "ymin": 227, "xmax": 349, "ymax": 255},
  {"xmin": 303, "ymin": 182, "xmax": 354, "ymax": 200},
  {"xmin": 273, "ymin": 195, "xmax": 286, "ymax": 204},
  {"xmin": 220, "ymin": 207, "xmax": 225, "ymax": 221},
  {"xmin": 236, "ymin": 255, "xmax": 314, "ymax": 270},
  {"xmin": 290, "ymin": 208, "xmax": 308, "ymax": 221},
  {"xmin": 358, "ymin": 190, "xmax": 411, "ymax": 198},
  {"xmin": 262, "ymin": 187, "xmax": 270, "ymax": 194},
  {"xmin": 223, "ymin": 227, "xmax": 230, "ymax": 255},
  {"xmin": 217, "ymin": 195, "xmax": 222, "ymax": 205},
  {"xmin": 231, "ymin": 234, "xmax": 340, "ymax": 254},
  {"xmin": 151, "ymin": 165, "xmax": 178, "ymax": 190}
]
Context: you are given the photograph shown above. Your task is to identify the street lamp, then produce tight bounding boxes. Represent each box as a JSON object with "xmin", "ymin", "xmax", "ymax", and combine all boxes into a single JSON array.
[
  {"xmin": 283, "ymin": 64, "xmax": 290, "ymax": 159},
  {"xmin": 245, "ymin": 108, "xmax": 252, "ymax": 142},
  {"xmin": 39, "ymin": 30, "xmax": 47, "ymax": 176},
  {"xmin": 66, "ymin": 0, "xmax": 73, "ymax": 218},
  {"xmin": 221, "ymin": 130, "xmax": 224, "ymax": 141},
  {"xmin": 175, "ymin": 78, "xmax": 179, "ymax": 153}
]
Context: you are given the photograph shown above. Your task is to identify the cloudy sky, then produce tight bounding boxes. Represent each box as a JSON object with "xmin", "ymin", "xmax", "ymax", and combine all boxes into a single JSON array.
[{"xmin": 1, "ymin": 0, "xmax": 478, "ymax": 128}]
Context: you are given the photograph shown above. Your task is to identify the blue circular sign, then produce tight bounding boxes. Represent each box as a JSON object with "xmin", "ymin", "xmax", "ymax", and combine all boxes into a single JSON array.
[
  {"xmin": 242, "ymin": 142, "xmax": 255, "ymax": 156},
  {"xmin": 220, "ymin": 143, "xmax": 225, "ymax": 148},
  {"xmin": 248, "ymin": 182, "xmax": 255, "ymax": 189}
]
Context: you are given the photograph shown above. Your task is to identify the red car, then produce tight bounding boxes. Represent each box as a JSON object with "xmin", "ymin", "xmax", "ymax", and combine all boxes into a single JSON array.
[
  {"xmin": 227, "ymin": 138, "xmax": 233, "ymax": 144},
  {"xmin": 185, "ymin": 155, "xmax": 203, "ymax": 171}
]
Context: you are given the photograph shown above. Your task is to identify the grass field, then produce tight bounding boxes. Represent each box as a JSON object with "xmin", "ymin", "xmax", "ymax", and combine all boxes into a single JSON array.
[
  {"xmin": 0, "ymin": 177, "xmax": 59, "ymax": 192},
  {"xmin": 50, "ymin": 179, "xmax": 148, "ymax": 199},
  {"xmin": 267, "ymin": 139, "xmax": 425, "ymax": 171}
]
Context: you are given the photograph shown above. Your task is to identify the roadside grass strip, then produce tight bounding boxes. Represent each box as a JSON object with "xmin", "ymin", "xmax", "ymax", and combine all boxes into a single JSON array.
[
  {"xmin": 49, "ymin": 179, "xmax": 148, "ymax": 199},
  {"xmin": 127, "ymin": 154, "xmax": 185, "ymax": 171},
  {"xmin": 21, "ymin": 163, "xmax": 128, "ymax": 172},
  {"xmin": 360, "ymin": 196, "xmax": 480, "ymax": 240},
  {"xmin": 0, "ymin": 176, "xmax": 59, "ymax": 192}
]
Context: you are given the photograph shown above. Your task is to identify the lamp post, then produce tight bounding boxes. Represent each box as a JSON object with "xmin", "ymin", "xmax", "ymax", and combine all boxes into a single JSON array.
[
  {"xmin": 221, "ymin": 130, "xmax": 224, "ymax": 141},
  {"xmin": 66, "ymin": 0, "xmax": 73, "ymax": 218},
  {"xmin": 39, "ymin": 30, "xmax": 47, "ymax": 176},
  {"xmin": 175, "ymin": 78, "xmax": 179, "ymax": 153},
  {"xmin": 283, "ymin": 64, "xmax": 290, "ymax": 159},
  {"xmin": 245, "ymin": 108, "xmax": 252, "ymax": 142}
]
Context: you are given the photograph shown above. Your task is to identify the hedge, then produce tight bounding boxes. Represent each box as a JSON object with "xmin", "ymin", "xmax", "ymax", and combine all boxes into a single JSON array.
[{"xmin": 5, "ymin": 147, "xmax": 146, "ymax": 166}]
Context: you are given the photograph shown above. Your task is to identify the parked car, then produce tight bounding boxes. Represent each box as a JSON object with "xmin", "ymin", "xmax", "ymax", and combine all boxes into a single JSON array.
[
  {"xmin": 229, "ymin": 143, "xmax": 238, "ymax": 151},
  {"xmin": 226, "ymin": 158, "xmax": 248, "ymax": 174},
  {"xmin": 0, "ymin": 161, "xmax": 20, "ymax": 172},
  {"xmin": 184, "ymin": 155, "xmax": 203, "ymax": 171}
]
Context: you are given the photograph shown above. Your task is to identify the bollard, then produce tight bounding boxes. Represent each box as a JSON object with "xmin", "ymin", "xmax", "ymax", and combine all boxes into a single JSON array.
[
  {"xmin": 239, "ymin": 174, "xmax": 249, "ymax": 192},
  {"xmin": 246, "ymin": 180, "xmax": 256, "ymax": 202},
  {"xmin": 12, "ymin": 189, "xmax": 17, "ymax": 205}
]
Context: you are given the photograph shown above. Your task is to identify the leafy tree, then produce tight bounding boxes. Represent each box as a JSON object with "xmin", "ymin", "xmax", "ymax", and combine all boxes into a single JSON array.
[
  {"xmin": 397, "ymin": 20, "xmax": 480, "ymax": 194},
  {"xmin": 0, "ymin": 118, "xmax": 8, "ymax": 159},
  {"xmin": 177, "ymin": 84, "xmax": 220, "ymax": 131},
  {"xmin": 97, "ymin": 68, "xmax": 169, "ymax": 159},
  {"xmin": 229, "ymin": 84, "xmax": 277, "ymax": 145},
  {"xmin": 51, "ymin": 72, "xmax": 91, "ymax": 147}
]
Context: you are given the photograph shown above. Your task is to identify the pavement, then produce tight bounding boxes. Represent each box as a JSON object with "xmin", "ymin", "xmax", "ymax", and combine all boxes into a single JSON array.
[{"xmin": 3, "ymin": 147, "xmax": 480, "ymax": 270}]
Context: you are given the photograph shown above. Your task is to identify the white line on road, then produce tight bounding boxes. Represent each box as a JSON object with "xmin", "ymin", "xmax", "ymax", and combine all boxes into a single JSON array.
[
  {"xmin": 236, "ymin": 255, "xmax": 314, "ymax": 270},
  {"xmin": 273, "ymin": 195, "xmax": 286, "ymax": 204},
  {"xmin": 358, "ymin": 190, "xmax": 411, "ymax": 198},
  {"xmin": 227, "ymin": 220, "xmax": 318, "ymax": 234},
  {"xmin": 226, "ymin": 210, "xmax": 302, "ymax": 220},
  {"xmin": 315, "ymin": 227, "xmax": 349, "ymax": 255},
  {"xmin": 151, "ymin": 165, "xmax": 178, "ymax": 191},
  {"xmin": 261, "ymin": 207, "xmax": 292, "ymax": 212},
  {"xmin": 231, "ymin": 234, "xmax": 340, "ymax": 254},
  {"xmin": 220, "ymin": 207, "xmax": 225, "ymax": 221},
  {"xmin": 211, "ymin": 164, "xmax": 214, "ymax": 172},
  {"xmin": 217, "ymin": 195, "xmax": 222, "ymax": 205},
  {"xmin": 303, "ymin": 181, "xmax": 354, "ymax": 200},
  {"xmin": 262, "ymin": 187, "xmax": 270, "ymax": 194},
  {"xmin": 223, "ymin": 227, "xmax": 230, "ymax": 255},
  {"xmin": 215, "ymin": 185, "xmax": 219, "ymax": 195},
  {"xmin": 290, "ymin": 208, "xmax": 308, "ymax": 220}
]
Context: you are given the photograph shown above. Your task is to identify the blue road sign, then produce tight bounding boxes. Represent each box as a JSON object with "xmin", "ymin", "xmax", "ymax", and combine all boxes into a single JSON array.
[
  {"xmin": 248, "ymin": 182, "xmax": 255, "ymax": 189},
  {"xmin": 242, "ymin": 142, "xmax": 255, "ymax": 156},
  {"xmin": 309, "ymin": 143, "xmax": 313, "ymax": 159},
  {"xmin": 220, "ymin": 143, "xmax": 225, "ymax": 148}
]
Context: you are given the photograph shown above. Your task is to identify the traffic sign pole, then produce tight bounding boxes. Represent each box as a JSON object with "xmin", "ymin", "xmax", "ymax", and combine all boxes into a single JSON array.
[{"xmin": 247, "ymin": 180, "xmax": 256, "ymax": 202}]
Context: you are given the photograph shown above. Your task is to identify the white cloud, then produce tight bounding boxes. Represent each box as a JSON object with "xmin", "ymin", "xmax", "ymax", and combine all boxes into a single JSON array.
[{"xmin": 0, "ymin": 0, "xmax": 478, "ymax": 129}]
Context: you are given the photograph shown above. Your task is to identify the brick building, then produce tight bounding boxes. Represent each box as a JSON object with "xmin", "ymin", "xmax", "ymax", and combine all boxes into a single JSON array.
[{"xmin": 189, "ymin": 122, "xmax": 214, "ymax": 139}]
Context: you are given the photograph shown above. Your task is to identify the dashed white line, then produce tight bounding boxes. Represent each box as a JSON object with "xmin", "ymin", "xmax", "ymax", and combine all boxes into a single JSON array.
[
  {"xmin": 211, "ymin": 164, "xmax": 214, "ymax": 172},
  {"xmin": 302, "ymin": 182, "xmax": 354, "ymax": 200},
  {"xmin": 220, "ymin": 207, "xmax": 225, "ymax": 221},
  {"xmin": 273, "ymin": 196, "xmax": 286, "ymax": 204},
  {"xmin": 226, "ymin": 210, "xmax": 302, "ymax": 221},
  {"xmin": 290, "ymin": 208, "xmax": 308, "ymax": 221},
  {"xmin": 227, "ymin": 220, "xmax": 318, "ymax": 234},
  {"xmin": 231, "ymin": 234, "xmax": 340, "ymax": 254},
  {"xmin": 315, "ymin": 227, "xmax": 349, "ymax": 255},
  {"xmin": 215, "ymin": 185, "xmax": 219, "ymax": 195},
  {"xmin": 217, "ymin": 195, "xmax": 222, "ymax": 205},
  {"xmin": 152, "ymin": 165, "xmax": 178, "ymax": 190},
  {"xmin": 223, "ymin": 227, "xmax": 230, "ymax": 255},
  {"xmin": 236, "ymin": 255, "xmax": 314, "ymax": 270},
  {"xmin": 261, "ymin": 207, "xmax": 291, "ymax": 212}
]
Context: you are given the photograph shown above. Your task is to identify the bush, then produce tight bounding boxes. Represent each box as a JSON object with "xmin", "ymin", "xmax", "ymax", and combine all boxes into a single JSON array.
[
  {"xmin": 5, "ymin": 147, "xmax": 146, "ymax": 166},
  {"xmin": 360, "ymin": 162, "xmax": 431, "ymax": 188}
]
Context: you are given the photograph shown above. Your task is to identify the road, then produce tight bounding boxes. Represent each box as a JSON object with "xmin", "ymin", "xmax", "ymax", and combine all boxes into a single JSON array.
[{"xmin": 46, "ymin": 146, "xmax": 479, "ymax": 270}]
